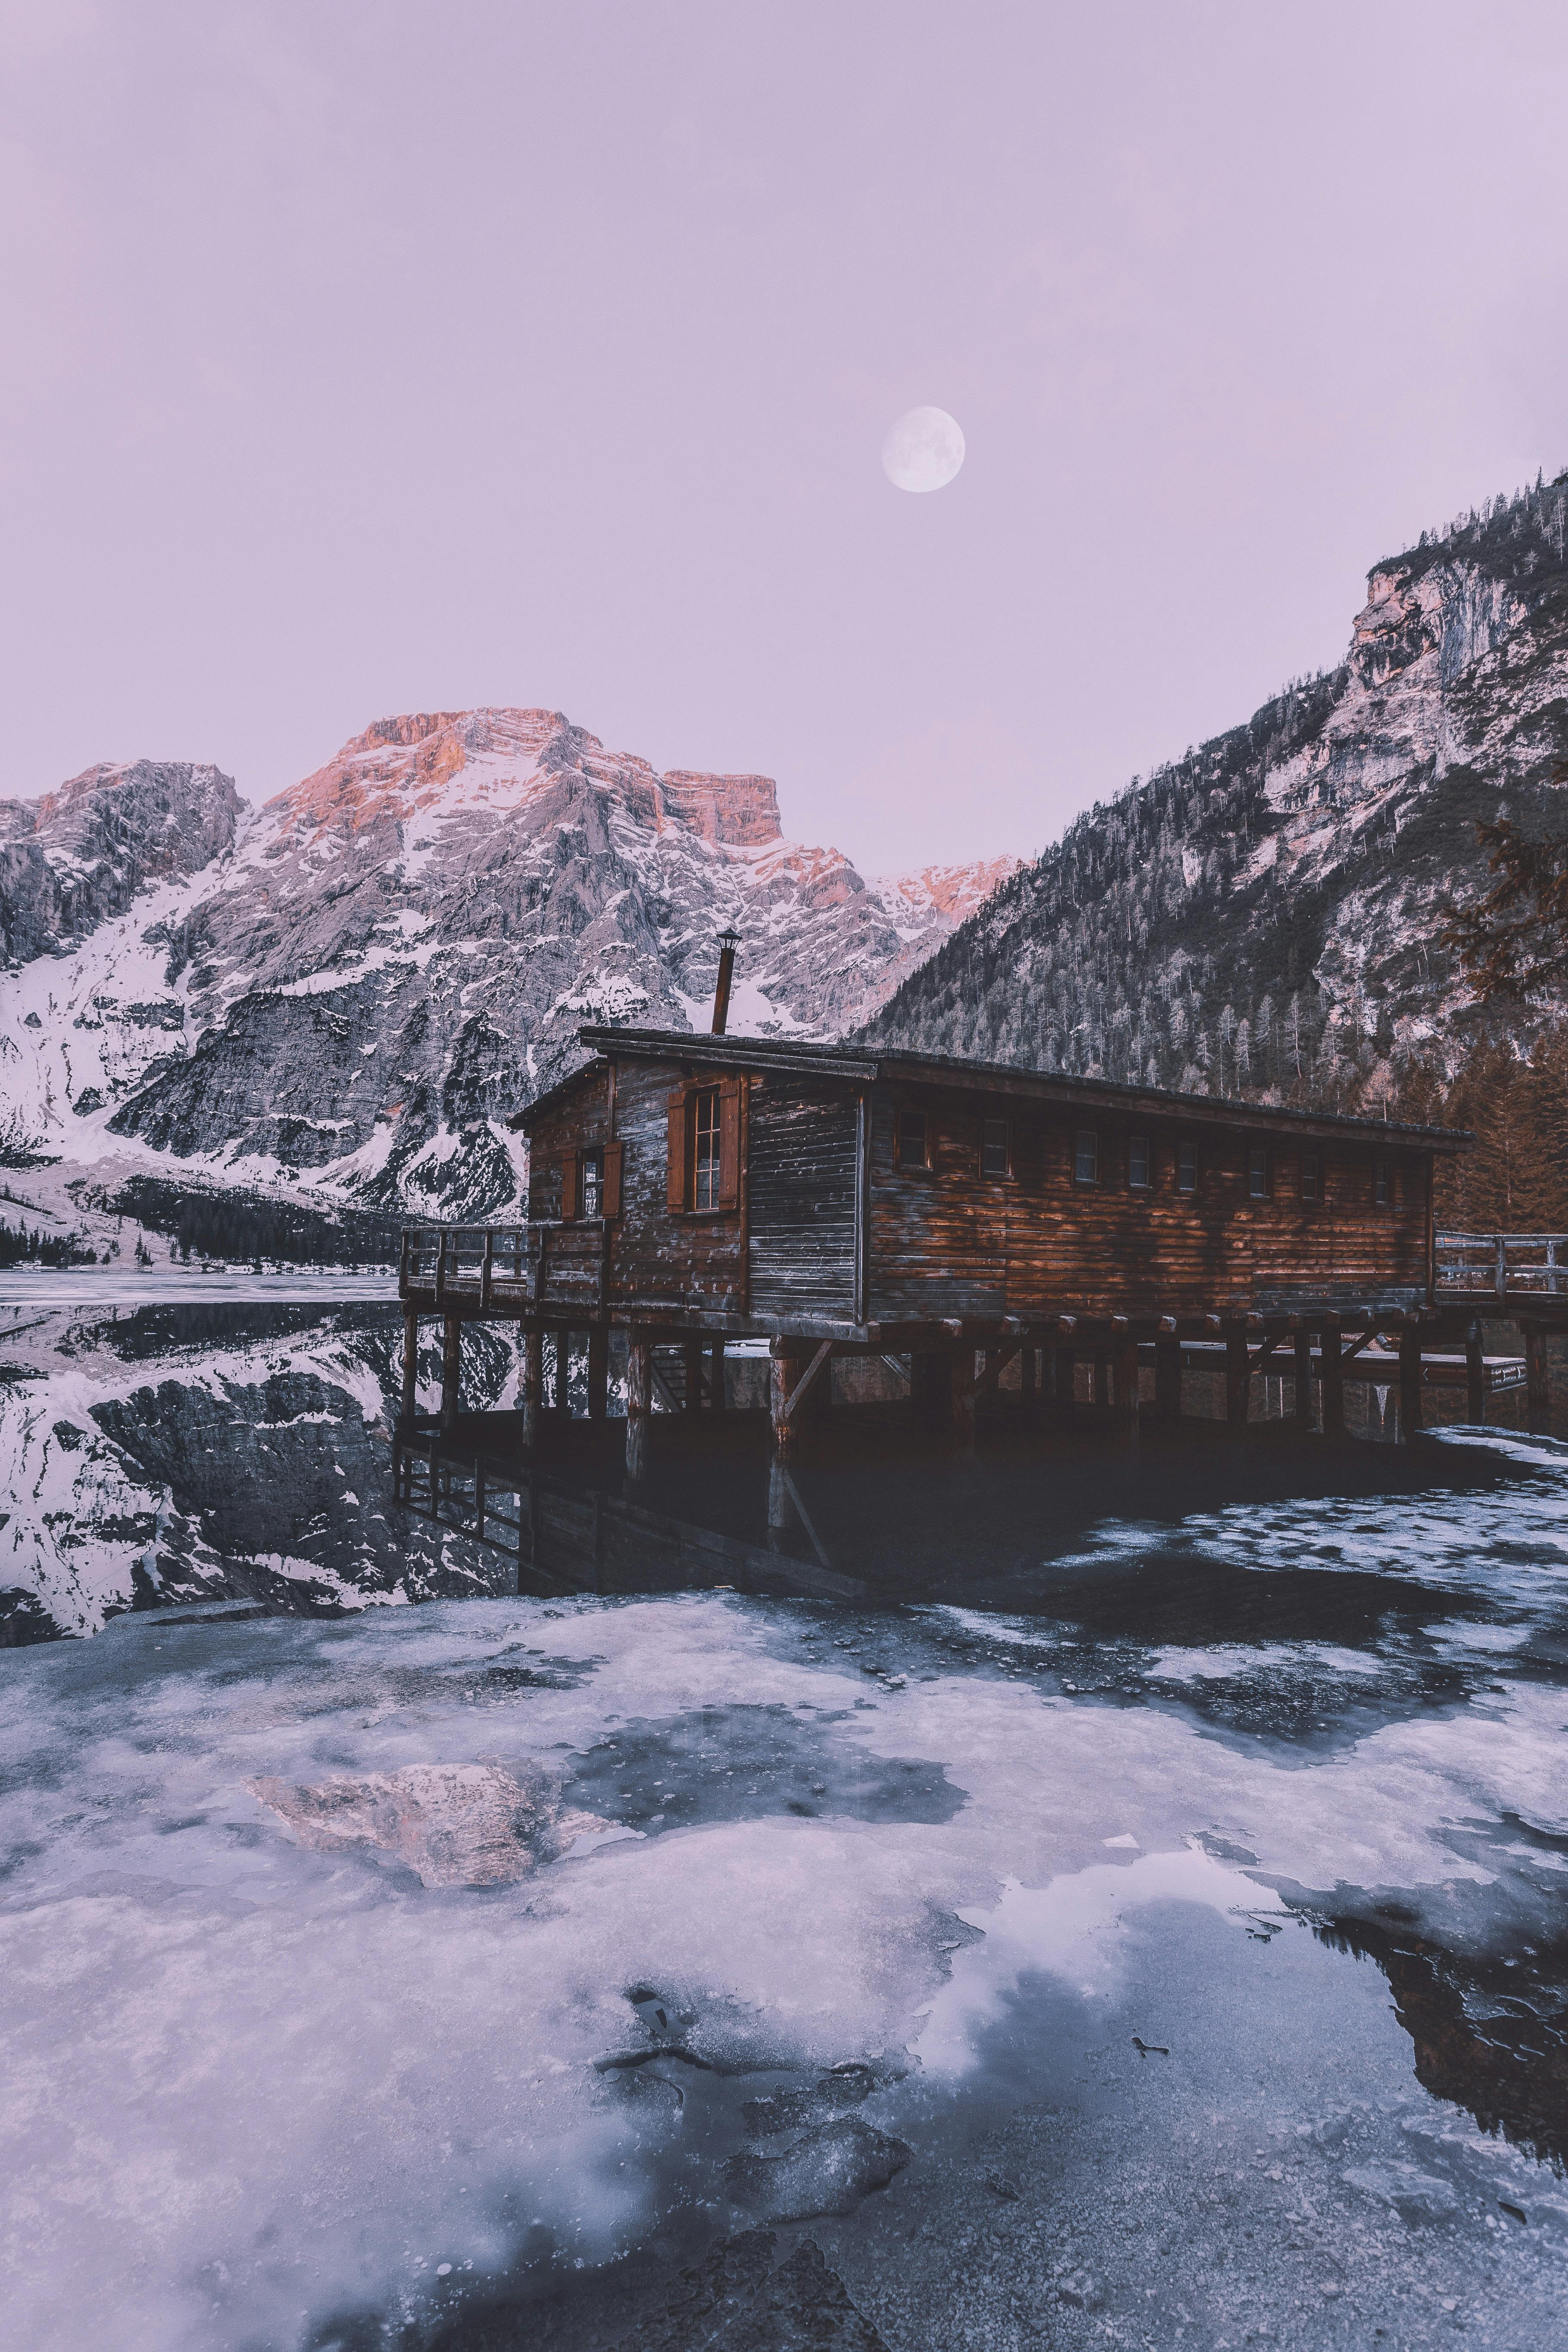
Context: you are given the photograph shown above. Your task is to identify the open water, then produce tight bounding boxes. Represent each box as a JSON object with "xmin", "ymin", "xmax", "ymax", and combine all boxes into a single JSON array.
[{"xmin": 0, "ymin": 1290, "xmax": 1565, "ymax": 2349}]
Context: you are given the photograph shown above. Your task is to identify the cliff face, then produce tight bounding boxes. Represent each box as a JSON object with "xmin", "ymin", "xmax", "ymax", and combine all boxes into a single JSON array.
[
  {"xmin": 0, "ymin": 760, "xmax": 241, "ymax": 965},
  {"xmin": 865, "ymin": 475, "xmax": 1568, "ymax": 1105},
  {"xmin": 0, "ymin": 708, "xmax": 1011, "ymax": 1219}
]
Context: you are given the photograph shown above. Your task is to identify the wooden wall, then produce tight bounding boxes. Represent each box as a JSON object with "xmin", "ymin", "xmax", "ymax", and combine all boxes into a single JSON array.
[
  {"xmin": 868, "ymin": 1082, "xmax": 1433, "ymax": 1322},
  {"xmin": 747, "ymin": 1075, "xmax": 858, "ymax": 1320}
]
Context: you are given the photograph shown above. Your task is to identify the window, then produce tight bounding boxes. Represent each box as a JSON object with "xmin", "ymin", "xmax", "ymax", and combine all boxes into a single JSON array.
[
  {"xmin": 1374, "ymin": 1157, "xmax": 1390, "ymax": 1207},
  {"xmin": 981, "ymin": 1118, "xmax": 1010, "ymax": 1178},
  {"xmin": 1177, "ymin": 1139, "xmax": 1197, "ymax": 1194},
  {"xmin": 897, "ymin": 1109, "xmax": 928, "ymax": 1168},
  {"xmin": 580, "ymin": 1149, "xmax": 603, "ymax": 1219},
  {"xmin": 1127, "ymin": 1134, "xmax": 1151, "ymax": 1190},
  {"xmin": 1075, "ymin": 1129, "xmax": 1098, "ymax": 1185},
  {"xmin": 1300, "ymin": 1152, "xmax": 1320, "ymax": 1205},
  {"xmin": 1249, "ymin": 1146, "xmax": 1270, "ymax": 1199},
  {"xmin": 693, "ymin": 1087, "xmax": 722, "ymax": 1208}
]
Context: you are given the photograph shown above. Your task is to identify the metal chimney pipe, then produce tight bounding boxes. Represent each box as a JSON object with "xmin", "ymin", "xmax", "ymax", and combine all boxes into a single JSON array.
[{"xmin": 711, "ymin": 928, "xmax": 740, "ymax": 1034}]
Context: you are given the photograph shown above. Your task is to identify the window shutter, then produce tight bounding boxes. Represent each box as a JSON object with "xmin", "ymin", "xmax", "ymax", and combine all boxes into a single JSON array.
[
  {"xmin": 558, "ymin": 1148, "xmax": 579, "ymax": 1221},
  {"xmin": 666, "ymin": 1089, "xmax": 689, "ymax": 1210},
  {"xmin": 717, "ymin": 1079, "xmax": 742, "ymax": 1209},
  {"xmin": 602, "ymin": 1140, "xmax": 623, "ymax": 1219}
]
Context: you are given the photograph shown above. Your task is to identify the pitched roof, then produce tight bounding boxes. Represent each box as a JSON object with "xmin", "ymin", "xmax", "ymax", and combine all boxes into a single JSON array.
[{"xmin": 507, "ymin": 1025, "xmax": 1471, "ymax": 1150}]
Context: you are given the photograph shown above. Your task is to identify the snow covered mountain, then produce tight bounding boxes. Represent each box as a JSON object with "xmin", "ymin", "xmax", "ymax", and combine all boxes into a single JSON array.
[
  {"xmin": 865, "ymin": 472, "xmax": 1568, "ymax": 1106},
  {"xmin": 0, "ymin": 711, "xmax": 1015, "ymax": 1225}
]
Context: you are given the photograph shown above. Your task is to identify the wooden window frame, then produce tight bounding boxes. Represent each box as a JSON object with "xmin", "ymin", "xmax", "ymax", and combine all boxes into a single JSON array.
[
  {"xmin": 1127, "ymin": 1133, "xmax": 1152, "ymax": 1191},
  {"xmin": 667, "ymin": 1080, "xmax": 741, "ymax": 1214},
  {"xmin": 1176, "ymin": 1137, "xmax": 1198, "ymax": 1195},
  {"xmin": 1373, "ymin": 1155, "xmax": 1390, "ymax": 1210},
  {"xmin": 553, "ymin": 1139, "xmax": 622, "ymax": 1221},
  {"xmin": 1073, "ymin": 1128, "xmax": 1098, "ymax": 1187},
  {"xmin": 1248, "ymin": 1145, "xmax": 1271, "ymax": 1200},
  {"xmin": 1299, "ymin": 1151, "xmax": 1321, "ymax": 1208},
  {"xmin": 896, "ymin": 1106, "xmax": 931, "ymax": 1172},
  {"xmin": 980, "ymin": 1116, "xmax": 1011, "ymax": 1180}
]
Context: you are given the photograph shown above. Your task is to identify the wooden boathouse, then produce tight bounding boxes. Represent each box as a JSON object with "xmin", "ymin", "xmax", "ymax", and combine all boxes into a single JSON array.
[{"xmin": 398, "ymin": 1022, "xmax": 1488, "ymax": 1470}]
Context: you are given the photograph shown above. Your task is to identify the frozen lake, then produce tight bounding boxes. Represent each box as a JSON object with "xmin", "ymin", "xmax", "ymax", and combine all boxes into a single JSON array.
[{"xmin": 0, "ymin": 1301, "xmax": 1565, "ymax": 2349}]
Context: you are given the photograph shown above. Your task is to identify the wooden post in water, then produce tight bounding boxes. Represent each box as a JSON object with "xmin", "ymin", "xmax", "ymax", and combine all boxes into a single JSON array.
[
  {"xmin": 683, "ymin": 1339, "xmax": 704, "ymax": 1413},
  {"xmin": 770, "ymin": 1343, "xmax": 805, "ymax": 1460},
  {"xmin": 1225, "ymin": 1328, "xmax": 1250, "ymax": 1434},
  {"xmin": 1115, "ymin": 1340, "xmax": 1141, "ymax": 1440},
  {"xmin": 1320, "ymin": 1318, "xmax": 1345, "ymax": 1436},
  {"xmin": 951, "ymin": 1351, "xmax": 977, "ymax": 1456},
  {"xmin": 1465, "ymin": 1322, "xmax": 1486, "ymax": 1424},
  {"xmin": 1398, "ymin": 1326, "xmax": 1423, "ymax": 1442},
  {"xmin": 521, "ymin": 1326, "xmax": 543, "ymax": 1449},
  {"xmin": 1092, "ymin": 1357, "xmax": 1111, "ymax": 1412},
  {"xmin": 625, "ymin": 1332, "xmax": 652, "ymax": 1480},
  {"xmin": 1526, "ymin": 1324, "xmax": 1551, "ymax": 1434},
  {"xmin": 587, "ymin": 1328, "xmax": 609, "ymax": 1421},
  {"xmin": 1054, "ymin": 1346, "xmax": 1077, "ymax": 1422},
  {"xmin": 710, "ymin": 1340, "xmax": 726, "ymax": 1414},
  {"xmin": 401, "ymin": 1305, "xmax": 418, "ymax": 1425},
  {"xmin": 1155, "ymin": 1339, "xmax": 1181, "ymax": 1422},
  {"xmin": 1293, "ymin": 1329, "xmax": 1313, "ymax": 1431},
  {"xmin": 440, "ymin": 1313, "xmax": 461, "ymax": 1434}
]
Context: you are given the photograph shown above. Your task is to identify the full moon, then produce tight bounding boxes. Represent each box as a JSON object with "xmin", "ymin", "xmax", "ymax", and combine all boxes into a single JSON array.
[{"xmin": 881, "ymin": 405, "xmax": 965, "ymax": 493}]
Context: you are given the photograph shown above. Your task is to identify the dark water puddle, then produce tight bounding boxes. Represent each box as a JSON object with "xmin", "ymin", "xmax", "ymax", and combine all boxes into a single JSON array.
[{"xmin": 566, "ymin": 1703, "xmax": 965, "ymax": 1832}]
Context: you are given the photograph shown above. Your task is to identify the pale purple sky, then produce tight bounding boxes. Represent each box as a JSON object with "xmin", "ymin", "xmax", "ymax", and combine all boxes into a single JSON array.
[{"xmin": 3, "ymin": 3, "xmax": 1566, "ymax": 874}]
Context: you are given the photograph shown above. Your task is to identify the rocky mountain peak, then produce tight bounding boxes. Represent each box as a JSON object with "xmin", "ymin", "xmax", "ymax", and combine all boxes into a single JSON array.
[{"xmin": 0, "ymin": 758, "xmax": 240, "ymax": 965}]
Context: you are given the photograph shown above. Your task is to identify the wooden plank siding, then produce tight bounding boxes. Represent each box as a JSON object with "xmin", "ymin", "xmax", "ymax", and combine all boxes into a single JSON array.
[
  {"xmin": 748, "ymin": 1077, "xmax": 859, "ymax": 1320},
  {"xmin": 870, "ymin": 1086, "xmax": 1431, "ymax": 1322}
]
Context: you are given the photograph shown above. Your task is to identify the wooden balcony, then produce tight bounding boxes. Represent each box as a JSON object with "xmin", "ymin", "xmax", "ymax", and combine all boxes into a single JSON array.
[
  {"xmin": 1436, "ymin": 1232, "xmax": 1568, "ymax": 1305},
  {"xmin": 400, "ymin": 1222, "xmax": 606, "ymax": 1313}
]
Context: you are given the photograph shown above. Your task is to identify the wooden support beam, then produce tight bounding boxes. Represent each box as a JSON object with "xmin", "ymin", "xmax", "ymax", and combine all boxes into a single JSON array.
[
  {"xmin": 710, "ymin": 1339, "xmax": 726, "ymax": 1413},
  {"xmin": 1293, "ymin": 1329, "xmax": 1313, "ymax": 1431},
  {"xmin": 1225, "ymin": 1329, "xmax": 1250, "ymax": 1433},
  {"xmin": 1115, "ymin": 1338, "xmax": 1142, "ymax": 1439},
  {"xmin": 1246, "ymin": 1330, "xmax": 1285, "ymax": 1377},
  {"xmin": 1320, "ymin": 1318, "xmax": 1345, "ymax": 1436},
  {"xmin": 1054, "ymin": 1345, "xmax": 1077, "ymax": 1420},
  {"xmin": 1020, "ymin": 1344, "xmax": 1036, "ymax": 1401},
  {"xmin": 1399, "ymin": 1328, "xmax": 1423, "ymax": 1443},
  {"xmin": 625, "ymin": 1333, "xmax": 652, "ymax": 1481},
  {"xmin": 587, "ymin": 1328, "xmax": 609, "ymax": 1421},
  {"xmin": 1527, "ymin": 1325, "xmax": 1551, "ymax": 1435},
  {"xmin": 400, "ymin": 1305, "xmax": 418, "ymax": 1425},
  {"xmin": 771, "ymin": 1348, "xmax": 807, "ymax": 1458},
  {"xmin": 440, "ymin": 1312, "xmax": 461, "ymax": 1434},
  {"xmin": 522, "ymin": 1326, "xmax": 542, "ymax": 1449},
  {"xmin": 1466, "ymin": 1322, "xmax": 1485, "ymax": 1425},
  {"xmin": 780, "ymin": 1340, "xmax": 835, "ymax": 1424},
  {"xmin": 683, "ymin": 1338, "xmax": 704, "ymax": 1414},
  {"xmin": 951, "ymin": 1351, "xmax": 977, "ymax": 1456},
  {"xmin": 958, "ymin": 1343, "xmax": 1021, "ymax": 1403},
  {"xmin": 1092, "ymin": 1357, "xmax": 1111, "ymax": 1411},
  {"xmin": 1155, "ymin": 1338, "xmax": 1181, "ymax": 1421}
]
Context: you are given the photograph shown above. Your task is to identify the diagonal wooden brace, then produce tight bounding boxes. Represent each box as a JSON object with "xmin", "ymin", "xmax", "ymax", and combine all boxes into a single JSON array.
[
  {"xmin": 959, "ymin": 1342, "xmax": 1022, "ymax": 1402},
  {"xmin": 782, "ymin": 1341, "xmax": 835, "ymax": 1423}
]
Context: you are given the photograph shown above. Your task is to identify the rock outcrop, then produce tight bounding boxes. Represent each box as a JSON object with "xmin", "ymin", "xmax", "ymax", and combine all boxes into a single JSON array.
[{"xmin": 865, "ymin": 473, "xmax": 1568, "ymax": 1104}]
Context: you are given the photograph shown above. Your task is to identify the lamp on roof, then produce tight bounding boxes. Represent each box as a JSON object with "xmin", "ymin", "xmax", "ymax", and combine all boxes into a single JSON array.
[{"xmin": 712, "ymin": 928, "xmax": 741, "ymax": 1035}]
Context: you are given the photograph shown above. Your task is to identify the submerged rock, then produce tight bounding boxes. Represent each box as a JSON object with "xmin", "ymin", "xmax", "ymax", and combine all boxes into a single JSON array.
[
  {"xmin": 249, "ymin": 1759, "xmax": 602, "ymax": 1886},
  {"xmin": 726, "ymin": 2113, "xmax": 912, "ymax": 2223}
]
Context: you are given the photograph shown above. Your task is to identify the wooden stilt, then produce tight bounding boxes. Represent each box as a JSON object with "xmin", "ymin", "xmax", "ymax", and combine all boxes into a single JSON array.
[
  {"xmin": 587, "ymin": 1328, "xmax": 609, "ymax": 1421},
  {"xmin": 1399, "ymin": 1327, "xmax": 1423, "ymax": 1442},
  {"xmin": 1092, "ymin": 1357, "xmax": 1110, "ymax": 1411},
  {"xmin": 1465, "ymin": 1322, "xmax": 1485, "ymax": 1424},
  {"xmin": 1526, "ymin": 1325, "xmax": 1551, "ymax": 1434},
  {"xmin": 440, "ymin": 1312, "xmax": 461, "ymax": 1434},
  {"xmin": 1115, "ymin": 1339, "xmax": 1141, "ymax": 1439},
  {"xmin": 1320, "ymin": 1318, "xmax": 1345, "ymax": 1436},
  {"xmin": 771, "ymin": 1345, "xmax": 805, "ymax": 1459},
  {"xmin": 1225, "ymin": 1328, "xmax": 1249, "ymax": 1434},
  {"xmin": 1293, "ymin": 1329, "xmax": 1313, "ymax": 1430},
  {"xmin": 683, "ymin": 1338, "xmax": 704, "ymax": 1413},
  {"xmin": 625, "ymin": 1333, "xmax": 652, "ymax": 1480},
  {"xmin": 552, "ymin": 1332, "xmax": 571, "ymax": 1413},
  {"xmin": 1155, "ymin": 1338, "xmax": 1181, "ymax": 1421},
  {"xmin": 710, "ymin": 1340, "xmax": 726, "ymax": 1413},
  {"xmin": 767, "ymin": 1457, "xmax": 793, "ymax": 1534},
  {"xmin": 522, "ymin": 1326, "xmax": 542, "ymax": 1449},
  {"xmin": 1020, "ymin": 1344, "xmax": 1036, "ymax": 1403},
  {"xmin": 1054, "ymin": 1346, "xmax": 1076, "ymax": 1420},
  {"xmin": 401, "ymin": 1305, "xmax": 418, "ymax": 1425},
  {"xmin": 951, "ymin": 1351, "xmax": 977, "ymax": 1455}
]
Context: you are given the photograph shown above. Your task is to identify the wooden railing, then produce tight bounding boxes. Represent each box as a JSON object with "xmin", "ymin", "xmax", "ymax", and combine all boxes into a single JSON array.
[
  {"xmin": 1435, "ymin": 1232, "xmax": 1568, "ymax": 1299},
  {"xmin": 400, "ymin": 1222, "xmax": 605, "ymax": 1308}
]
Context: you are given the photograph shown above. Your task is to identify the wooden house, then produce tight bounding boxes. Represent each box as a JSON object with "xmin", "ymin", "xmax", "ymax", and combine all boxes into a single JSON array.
[{"xmin": 399, "ymin": 1024, "xmax": 1470, "ymax": 1465}]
